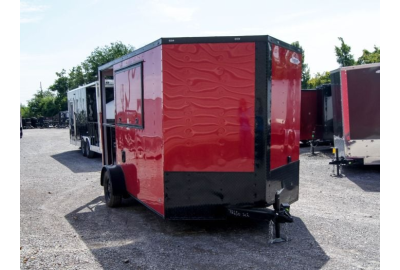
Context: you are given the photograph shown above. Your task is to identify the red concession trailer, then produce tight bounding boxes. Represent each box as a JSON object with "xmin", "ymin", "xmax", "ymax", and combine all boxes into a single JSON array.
[
  {"xmin": 98, "ymin": 36, "xmax": 302, "ymax": 223},
  {"xmin": 300, "ymin": 85, "xmax": 333, "ymax": 143},
  {"xmin": 330, "ymin": 63, "xmax": 380, "ymax": 165}
]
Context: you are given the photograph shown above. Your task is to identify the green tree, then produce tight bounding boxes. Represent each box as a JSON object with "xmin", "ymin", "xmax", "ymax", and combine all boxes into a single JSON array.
[
  {"xmin": 41, "ymin": 94, "xmax": 59, "ymax": 117},
  {"xmin": 357, "ymin": 45, "xmax": 380, "ymax": 64},
  {"xmin": 291, "ymin": 41, "xmax": 311, "ymax": 89},
  {"xmin": 48, "ymin": 69, "xmax": 69, "ymax": 96},
  {"xmin": 68, "ymin": 65, "xmax": 85, "ymax": 90},
  {"xmin": 80, "ymin": 41, "xmax": 134, "ymax": 83},
  {"xmin": 25, "ymin": 89, "xmax": 58, "ymax": 117},
  {"xmin": 54, "ymin": 94, "xmax": 68, "ymax": 112},
  {"xmin": 308, "ymin": 71, "xmax": 331, "ymax": 89},
  {"xmin": 46, "ymin": 41, "xmax": 134, "ymax": 112},
  {"xmin": 335, "ymin": 37, "xmax": 355, "ymax": 67},
  {"xmin": 21, "ymin": 104, "xmax": 32, "ymax": 118}
]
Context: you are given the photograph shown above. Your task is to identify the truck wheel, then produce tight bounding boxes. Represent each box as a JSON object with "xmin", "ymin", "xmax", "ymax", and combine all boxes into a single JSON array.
[
  {"xmin": 81, "ymin": 140, "xmax": 87, "ymax": 156},
  {"xmin": 103, "ymin": 172, "xmax": 122, "ymax": 207},
  {"xmin": 86, "ymin": 139, "xmax": 95, "ymax": 158}
]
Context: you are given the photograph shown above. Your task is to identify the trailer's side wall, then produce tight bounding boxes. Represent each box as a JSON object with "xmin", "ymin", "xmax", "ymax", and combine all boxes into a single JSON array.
[
  {"xmin": 270, "ymin": 44, "xmax": 301, "ymax": 170},
  {"xmin": 162, "ymin": 43, "xmax": 256, "ymax": 172},
  {"xmin": 346, "ymin": 66, "xmax": 380, "ymax": 139},
  {"xmin": 113, "ymin": 46, "xmax": 164, "ymax": 216},
  {"xmin": 340, "ymin": 70, "xmax": 351, "ymax": 140}
]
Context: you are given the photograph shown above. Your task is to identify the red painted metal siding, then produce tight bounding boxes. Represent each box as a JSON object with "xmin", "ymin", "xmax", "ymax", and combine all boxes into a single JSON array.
[
  {"xmin": 340, "ymin": 70, "xmax": 351, "ymax": 141},
  {"xmin": 270, "ymin": 44, "xmax": 302, "ymax": 170},
  {"xmin": 300, "ymin": 90, "xmax": 324, "ymax": 141},
  {"xmin": 114, "ymin": 46, "xmax": 164, "ymax": 215},
  {"xmin": 162, "ymin": 43, "xmax": 255, "ymax": 172},
  {"xmin": 346, "ymin": 66, "xmax": 380, "ymax": 139},
  {"xmin": 300, "ymin": 90, "xmax": 318, "ymax": 141}
]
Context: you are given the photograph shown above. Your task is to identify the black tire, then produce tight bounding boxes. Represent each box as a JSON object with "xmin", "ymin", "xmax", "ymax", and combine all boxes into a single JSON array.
[
  {"xmin": 103, "ymin": 172, "xmax": 122, "ymax": 207},
  {"xmin": 81, "ymin": 140, "xmax": 87, "ymax": 156},
  {"xmin": 86, "ymin": 140, "xmax": 95, "ymax": 158}
]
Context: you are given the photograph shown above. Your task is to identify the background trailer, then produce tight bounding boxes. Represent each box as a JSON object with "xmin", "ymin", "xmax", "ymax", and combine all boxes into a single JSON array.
[
  {"xmin": 300, "ymin": 85, "xmax": 333, "ymax": 144},
  {"xmin": 99, "ymin": 35, "xmax": 302, "ymax": 220},
  {"xmin": 330, "ymin": 63, "xmax": 380, "ymax": 165},
  {"xmin": 67, "ymin": 80, "xmax": 114, "ymax": 158}
]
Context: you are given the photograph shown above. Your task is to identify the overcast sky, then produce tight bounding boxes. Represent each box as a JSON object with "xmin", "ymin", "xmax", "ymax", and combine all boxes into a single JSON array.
[{"xmin": 20, "ymin": 0, "xmax": 380, "ymax": 105}]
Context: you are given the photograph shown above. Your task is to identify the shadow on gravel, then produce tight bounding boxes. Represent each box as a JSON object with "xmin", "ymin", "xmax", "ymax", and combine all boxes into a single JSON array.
[
  {"xmin": 341, "ymin": 165, "xmax": 380, "ymax": 192},
  {"xmin": 301, "ymin": 146, "xmax": 380, "ymax": 192},
  {"xmin": 51, "ymin": 150, "xmax": 102, "ymax": 173},
  {"xmin": 300, "ymin": 145, "xmax": 332, "ymax": 156},
  {"xmin": 66, "ymin": 196, "xmax": 330, "ymax": 269}
]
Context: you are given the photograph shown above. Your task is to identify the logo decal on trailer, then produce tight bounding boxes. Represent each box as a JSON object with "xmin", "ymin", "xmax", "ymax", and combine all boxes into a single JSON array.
[{"xmin": 290, "ymin": 56, "xmax": 300, "ymax": 65}]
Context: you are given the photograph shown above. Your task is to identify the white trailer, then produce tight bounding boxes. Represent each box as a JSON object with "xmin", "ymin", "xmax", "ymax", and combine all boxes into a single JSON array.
[
  {"xmin": 67, "ymin": 80, "xmax": 114, "ymax": 157},
  {"xmin": 330, "ymin": 63, "xmax": 380, "ymax": 165}
]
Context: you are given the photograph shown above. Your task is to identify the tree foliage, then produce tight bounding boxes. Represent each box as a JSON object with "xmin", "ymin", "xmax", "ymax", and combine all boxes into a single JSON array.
[
  {"xmin": 24, "ymin": 41, "xmax": 134, "ymax": 118},
  {"xmin": 21, "ymin": 89, "xmax": 59, "ymax": 118},
  {"xmin": 48, "ymin": 69, "xmax": 69, "ymax": 95},
  {"xmin": 80, "ymin": 42, "xmax": 134, "ymax": 84},
  {"xmin": 48, "ymin": 41, "xmax": 134, "ymax": 102},
  {"xmin": 20, "ymin": 104, "xmax": 32, "ymax": 118},
  {"xmin": 67, "ymin": 66, "xmax": 85, "ymax": 90},
  {"xmin": 357, "ymin": 45, "xmax": 380, "ymax": 64},
  {"xmin": 291, "ymin": 41, "xmax": 311, "ymax": 89},
  {"xmin": 335, "ymin": 37, "xmax": 355, "ymax": 67},
  {"xmin": 308, "ymin": 71, "xmax": 331, "ymax": 89}
]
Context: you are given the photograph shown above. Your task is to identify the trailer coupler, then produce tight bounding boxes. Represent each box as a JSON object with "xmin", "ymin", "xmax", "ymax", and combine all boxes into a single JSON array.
[
  {"xmin": 329, "ymin": 148, "xmax": 355, "ymax": 177},
  {"xmin": 227, "ymin": 189, "xmax": 293, "ymax": 244}
]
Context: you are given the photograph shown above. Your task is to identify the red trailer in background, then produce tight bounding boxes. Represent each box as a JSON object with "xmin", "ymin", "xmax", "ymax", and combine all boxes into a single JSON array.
[
  {"xmin": 300, "ymin": 89, "xmax": 323, "ymax": 142},
  {"xmin": 300, "ymin": 85, "xmax": 333, "ymax": 144},
  {"xmin": 97, "ymin": 35, "xmax": 301, "ymax": 233},
  {"xmin": 330, "ymin": 63, "xmax": 380, "ymax": 165}
]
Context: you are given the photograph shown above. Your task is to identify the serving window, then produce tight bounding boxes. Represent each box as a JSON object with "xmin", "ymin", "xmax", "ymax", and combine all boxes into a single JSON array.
[{"xmin": 114, "ymin": 63, "xmax": 144, "ymax": 128}]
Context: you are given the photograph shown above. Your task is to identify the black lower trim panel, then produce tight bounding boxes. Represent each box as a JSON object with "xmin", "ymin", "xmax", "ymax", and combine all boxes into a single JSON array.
[{"xmin": 164, "ymin": 172, "xmax": 266, "ymax": 220}]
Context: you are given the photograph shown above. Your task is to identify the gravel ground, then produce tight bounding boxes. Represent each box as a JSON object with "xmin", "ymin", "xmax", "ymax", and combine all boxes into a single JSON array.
[{"xmin": 20, "ymin": 129, "xmax": 380, "ymax": 269}]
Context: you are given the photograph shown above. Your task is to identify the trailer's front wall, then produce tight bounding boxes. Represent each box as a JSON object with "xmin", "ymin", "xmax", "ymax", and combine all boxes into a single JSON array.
[
  {"xmin": 113, "ymin": 46, "xmax": 164, "ymax": 215},
  {"xmin": 300, "ymin": 90, "xmax": 324, "ymax": 141},
  {"xmin": 332, "ymin": 65, "xmax": 380, "ymax": 164},
  {"xmin": 270, "ymin": 44, "xmax": 301, "ymax": 170},
  {"xmin": 162, "ymin": 43, "xmax": 255, "ymax": 172},
  {"xmin": 346, "ymin": 66, "xmax": 380, "ymax": 140},
  {"xmin": 67, "ymin": 87, "xmax": 87, "ymax": 144}
]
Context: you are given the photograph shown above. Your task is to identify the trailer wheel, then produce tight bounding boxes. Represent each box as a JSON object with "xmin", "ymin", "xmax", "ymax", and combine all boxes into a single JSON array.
[
  {"xmin": 81, "ymin": 140, "xmax": 87, "ymax": 156},
  {"xmin": 103, "ymin": 172, "xmax": 122, "ymax": 207},
  {"xmin": 86, "ymin": 139, "xmax": 95, "ymax": 158}
]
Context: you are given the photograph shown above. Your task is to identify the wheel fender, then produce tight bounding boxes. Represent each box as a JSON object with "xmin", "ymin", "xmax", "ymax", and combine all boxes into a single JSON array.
[{"xmin": 101, "ymin": 165, "xmax": 126, "ymax": 196}]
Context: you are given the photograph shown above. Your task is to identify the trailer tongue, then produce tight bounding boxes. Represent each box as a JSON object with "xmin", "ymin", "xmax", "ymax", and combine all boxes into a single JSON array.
[{"xmin": 227, "ymin": 188, "xmax": 293, "ymax": 243}]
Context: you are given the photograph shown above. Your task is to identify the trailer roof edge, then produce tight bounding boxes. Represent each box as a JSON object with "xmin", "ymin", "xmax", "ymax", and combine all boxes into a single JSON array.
[
  {"xmin": 330, "ymin": 63, "xmax": 380, "ymax": 73},
  {"xmin": 98, "ymin": 35, "xmax": 302, "ymax": 72},
  {"xmin": 98, "ymin": 39, "xmax": 162, "ymax": 71},
  {"xmin": 67, "ymin": 79, "xmax": 113, "ymax": 93}
]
